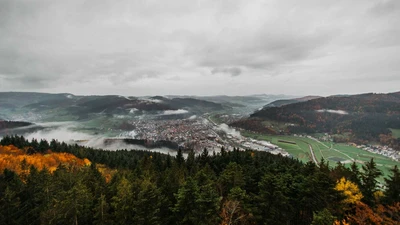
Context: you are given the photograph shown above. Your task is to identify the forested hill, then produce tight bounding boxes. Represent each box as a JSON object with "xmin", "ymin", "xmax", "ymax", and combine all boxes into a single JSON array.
[
  {"xmin": 250, "ymin": 92, "xmax": 400, "ymax": 145},
  {"xmin": 0, "ymin": 120, "xmax": 33, "ymax": 130},
  {"xmin": 0, "ymin": 92, "xmax": 228, "ymax": 121},
  {"xmin": 1, "ymin": 135, "xmax": 400, "ymax": 224},
  {"xmin": 262, "ymin": 95, "xmax": 322, "ymax": 108}
]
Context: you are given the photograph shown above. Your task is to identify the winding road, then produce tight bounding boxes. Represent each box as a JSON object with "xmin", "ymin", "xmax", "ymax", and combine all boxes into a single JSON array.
[{"xmin": 308, "ymin": 144, "xmax": 319, "ymax": 165}]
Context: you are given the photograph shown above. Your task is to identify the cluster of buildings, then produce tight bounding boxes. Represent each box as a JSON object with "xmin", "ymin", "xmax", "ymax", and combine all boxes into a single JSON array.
[
  {"xmin": 130, "ymin": 118, "xmax": 225, "ymax": 152},
  {"xmin": 355, "ymin": 144, "xmax": 400, "ymax": 161},
  {"xmin": 128, "ymin": 117, "xmax": 288, "ymax": 155}
]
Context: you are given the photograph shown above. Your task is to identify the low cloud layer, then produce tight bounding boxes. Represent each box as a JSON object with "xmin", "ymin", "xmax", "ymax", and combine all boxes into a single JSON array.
[
  {"xmin": 316, "ymin": 109, "xmax": 349, "ymax": 115},
  {"xmin": 162, "ymin": 109, "xmax": 189, "ymax": 115},
  {"xmin": 0, "ymin": 0, "xmax": 399, "ymax": 96},
  {"xmin": 24, "ymin": 124, "xmax": 179, "ymax": 155},
  {"xmin": 217, "ymin": 123, "xmax": 242, "ymax": 138}
]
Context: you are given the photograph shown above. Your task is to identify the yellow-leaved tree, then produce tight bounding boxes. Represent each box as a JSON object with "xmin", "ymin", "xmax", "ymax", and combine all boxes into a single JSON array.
[{"xmin": 335, "ymin": 177, "xmax": 363, "ymax": 205}]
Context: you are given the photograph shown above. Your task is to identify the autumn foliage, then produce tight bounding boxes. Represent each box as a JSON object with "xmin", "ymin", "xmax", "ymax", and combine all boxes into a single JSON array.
[
  {"xmin": 335, "ymin": 177, "xmax": 363, "ymax": 205},
  {"xmin": 0, "ymin": 144, "xmax": 91, "ymax": 174}
]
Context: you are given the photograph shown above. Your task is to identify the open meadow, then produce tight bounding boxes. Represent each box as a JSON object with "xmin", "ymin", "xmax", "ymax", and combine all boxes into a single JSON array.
[{"xmin": 242, "ymin": 131, "xmax": 400, "ymax": 180}]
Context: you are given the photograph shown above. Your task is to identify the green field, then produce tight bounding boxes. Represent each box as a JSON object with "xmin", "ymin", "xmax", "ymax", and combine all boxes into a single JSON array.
[
  {"xmin": 390, "ymin": 128, "xmax": 400, "ymax": 138},
  {"xmin": 242, "ymin": 131, "xmax": 400, "ymax": 180}
]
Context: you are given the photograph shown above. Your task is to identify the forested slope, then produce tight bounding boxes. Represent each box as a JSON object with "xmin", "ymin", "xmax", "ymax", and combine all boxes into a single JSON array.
[
  {"xmin": 248, "ymin": 92, "xmax": 400, "ymax": 148},
  {"xmin": 1, "ymin": 136, "xmax": 400, "ymax": 225}
]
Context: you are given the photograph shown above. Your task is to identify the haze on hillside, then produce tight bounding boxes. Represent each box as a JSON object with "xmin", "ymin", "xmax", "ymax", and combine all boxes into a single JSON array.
[{"xmin": 1, "ymin": 0, "xmax": 399, "ymax": 96}]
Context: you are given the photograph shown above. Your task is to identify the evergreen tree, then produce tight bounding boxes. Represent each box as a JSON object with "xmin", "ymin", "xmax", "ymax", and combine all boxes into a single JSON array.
[
  {"xmin": 221, "ymin": 146, "xmax": 226, "ymax": 156},
  {"xmin": 255, "ymin": 173, "xmax": 292, "ymax": 225},
  {"xmin": 175, "ymin": 148, "xmax": 185, "ymax": 166},
  {"xmin": 83, "ymin": 163, "xmax": 106, "ymax": 200},
  {"xmin": 23, "ymin": 166, "xmax": 53, "ymax": 225},
  {"xmin": 0, "ymin": 169, "xmax": 24, "ymax": 225},
  {"xmin": 384, "ymin": 165, "xmax": 400, "ymax": 204},
  {"xmin": 173, "ymin": 177, "xmax": 200, "ymax": 225},
  {"xmin": 195, "ymin": 167, "xmax": 221, "ymax": 225},
  {"xmin": 186, "ymin": 150, "xmax": 197, "ymax": 175},
  {"xmin": 349, "ymin": 162, "xmax": 362, "ymax": 186},
  {"xmin": 51, "ymin": 181, "xmax": 93, "ymax": 225},
  {"xmin": 93, "ymin": 194, "xmax": 111, "ymax": 225},
  {"xmin": 220, "ymin": 187, "xmax": 252, "ymax": 225},
  {"xmin": 311, "ymin": 208, "xmax": 336, "ymax": 225},
  {"xmin": 196, "ymin": 182, "xmax": 221, "ymax": 225},
  {"xmin": 133, "ymin": 179, "xmax": 163, "ymax": 225},
  {"xmin": 218, "ymin": 162, "xmax": 245, "ymax": 197},
  {"xmin": 360, "ymin": 158, "xmax": 382, "ymax": 206},
  {"xmin": 331, "ymin": 161, "xmax": 352, "ymax": 181},
  {"xmin": 199, "ymin": 148, "xmax": 210, "ymax": 166},
  {"xmin": 111, "ymin": 177, "xmax": 135, "ymax": 225}
]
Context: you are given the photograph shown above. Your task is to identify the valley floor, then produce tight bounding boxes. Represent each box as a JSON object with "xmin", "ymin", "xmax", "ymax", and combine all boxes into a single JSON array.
[{"xmin": 241, "ymin": 131, "xmax": 400, "ymax": 181}]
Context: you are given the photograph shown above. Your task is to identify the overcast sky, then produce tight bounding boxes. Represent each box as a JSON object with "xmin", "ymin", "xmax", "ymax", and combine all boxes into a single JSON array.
[{"xmin": 0, "ymin": 0, "xmax": 399, "ymax": 96}]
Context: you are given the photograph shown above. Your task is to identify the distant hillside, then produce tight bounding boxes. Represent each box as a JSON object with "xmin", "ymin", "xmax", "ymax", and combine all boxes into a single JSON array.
[
  {"xmin": 238, "ymin": 92, "xmax": 400, "ymax": 147},
  {"xmin": 0, "ymin": 121, "xmax": 33, "ymax": 130},
  {"xmin": 0, "ymin": 92, "xmax": 227, "ymax": 121},
  {"xmin": 263, "ymin": 96, "xmax": 322, "ymax": 108},
  {"xmin": 24, "ymin": 95, "xmax": 175, "ymax": 116},
  {"xmin": 187, "ymin": 94, "xmax": 296, "ymax": 115},
  {"xmin": 0, "ymin": 92, "xmax": 72, "ymax": 109},
  {"xmin": 0, "ymin": 121, "xmax": 42, "ymax": 136}
]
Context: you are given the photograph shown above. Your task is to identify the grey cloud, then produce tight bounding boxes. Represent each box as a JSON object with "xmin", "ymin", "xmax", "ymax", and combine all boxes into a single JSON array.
[
  {"xmin": 192, "ymin": 28, "xmax": 332, "ymax": 72},
  {"xmin": 109, "ymin": 70, "xmax": 161, "ymax": 85},
  {"xmin": 370, "ymin": 0, "xmax": 400, "ymax": 15},
  {"xmin": 0, "ymin": 74, "xmax": 49, "ymax": 89},
  {"xmin": 0, "ymin": 0, "xmax": 399, "ymax": 96},
  {"xmin": 211, "ymin": 67, "xmax": 242, "ymax": 77}
]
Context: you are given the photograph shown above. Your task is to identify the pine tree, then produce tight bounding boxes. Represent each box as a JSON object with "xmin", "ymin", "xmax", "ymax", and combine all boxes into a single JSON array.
[
  {"xmin": 360, "ymin": 158, "xmax": 382, "ymax": 206},
  {"xmin": 0, "ymin": 169, "xmax": 24, "ymax": 225},
  {"xmin": 173, "ymin": 177, "xmax": 200, "ymax": 225},
  {"xmin": 196, "ymin": 182, "xmax": 221, "ymax": 225},
  {"xmin": 133, "ymin": 179, "xmax": 163, "ymax": 225},
  {"xmin": 218, "ymin": 162, "xmax": 245, "ymax": 197},
  {"xmin": 200, "ymin": 148, "xmax": 210, "ymax": 166},
  {"xmin": 175, "ymin": 148, "xmax": 185, "ymax": 167},
  {"xmin": 384, "ymin": 165, "xmax": 400, "ymax": 204},
  {"xmin": 331, "ymin": 161, "xmax": 352, "ymax": 181},
  {"xmin": 255, "ymin": 173, "xmax": 292, "ymax": 225},
  {"xmin": 186, "ymin": 150, "xmax": 197, "ymax": 175},
  {"xmin": 349, "ymin": 162, "xmax": 361, "ymax": 186},
  {"xmin": 111, "ymin": 177, "xmax": 135, "ymax": 225},
  {"xmin": 93, "ymin": 194, "xmax": 111, "ymax": 225},
  {"xmin": 311, "ymin": 208, "xmax": 336, "ymax": 225},
  {"xmin": 51, "ymin": 181, "xmax": 93, "ymax": 225},
  {"xmin": 220, "ymin": 187, "xmax": 252, "ymax": 225},
  {"xmin": 23, "ymin": 166, "xmax": 53, "ymax": 225},
  {"xmin": 221, "ymin": 146, "xmax": 226, "ymax": 156}
]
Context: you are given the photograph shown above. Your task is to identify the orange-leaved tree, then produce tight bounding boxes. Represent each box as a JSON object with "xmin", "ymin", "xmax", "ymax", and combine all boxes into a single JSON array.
[{"xmin": 0, "ymin": 145, "xmax": 91, "ymax": 175}]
